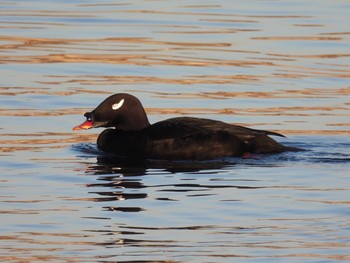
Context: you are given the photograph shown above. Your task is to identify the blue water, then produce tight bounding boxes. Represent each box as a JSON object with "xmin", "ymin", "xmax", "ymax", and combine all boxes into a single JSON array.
[{"xmin": 1, "ymin": 0, "xmax": 349, "ymax": 262}]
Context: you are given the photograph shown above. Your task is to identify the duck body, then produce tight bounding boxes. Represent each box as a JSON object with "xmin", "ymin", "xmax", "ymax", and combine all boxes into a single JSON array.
[
  {"xmin": 73, "ymin": 93, "xmax": 301, "ymax": 160},
  {"xmin": 97, "ymin": 117, "xmax": 293, "ymax": 160}
]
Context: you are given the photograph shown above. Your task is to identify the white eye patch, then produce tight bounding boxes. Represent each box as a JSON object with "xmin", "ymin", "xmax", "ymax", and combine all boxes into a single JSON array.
[{"xmin": 112, "ymin": 99, "xmax": 125, "ymax": 110}]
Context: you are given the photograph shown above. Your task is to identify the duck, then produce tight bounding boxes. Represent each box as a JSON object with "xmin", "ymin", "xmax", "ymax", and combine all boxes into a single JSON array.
[{"xmin": 73, "ymin": 93, "xmax": 300, "ymax": 160}]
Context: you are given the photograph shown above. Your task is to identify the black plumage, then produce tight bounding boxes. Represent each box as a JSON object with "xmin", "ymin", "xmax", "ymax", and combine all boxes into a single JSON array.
[{"xmin": 73, "ymin": 93, "xmax": 301, "ymax": 160}]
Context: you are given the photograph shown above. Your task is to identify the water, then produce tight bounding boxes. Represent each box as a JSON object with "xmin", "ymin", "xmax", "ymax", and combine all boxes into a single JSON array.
[{"xmin": 1, "ymin": 0, "xmax": 350, "ymax": 262}]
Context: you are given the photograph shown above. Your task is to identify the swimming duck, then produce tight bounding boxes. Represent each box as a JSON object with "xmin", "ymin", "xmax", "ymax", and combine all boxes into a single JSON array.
[{"xmin": 73, "ymin": 93, "xmax": 300, "ymax": 160}]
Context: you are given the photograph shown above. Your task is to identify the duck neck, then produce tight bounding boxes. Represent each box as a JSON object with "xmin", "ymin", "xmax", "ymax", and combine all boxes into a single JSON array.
[{"xmin": 114, "ymin": 109, "xmax": 150, "ymax": 131}]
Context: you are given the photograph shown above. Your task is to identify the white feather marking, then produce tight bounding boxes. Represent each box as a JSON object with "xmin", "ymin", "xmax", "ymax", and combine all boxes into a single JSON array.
[{"xmin": 112, "ymin": 99, "xmax": 125, "ymax": 110}]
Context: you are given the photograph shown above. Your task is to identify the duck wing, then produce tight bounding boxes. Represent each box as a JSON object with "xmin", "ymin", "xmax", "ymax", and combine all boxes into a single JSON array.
[{"xmin": 145, "ymin": 117, "xmax": 287, "ymax": 160}]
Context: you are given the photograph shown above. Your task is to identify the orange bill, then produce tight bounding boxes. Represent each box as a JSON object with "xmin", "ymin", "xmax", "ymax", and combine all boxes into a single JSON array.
[{"xmin": 73, "ymin": 120, "xmax": 93, "ymax": 131}]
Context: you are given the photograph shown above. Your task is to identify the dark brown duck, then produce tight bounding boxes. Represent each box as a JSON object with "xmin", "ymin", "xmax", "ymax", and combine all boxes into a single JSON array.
[{"xmin": 73, "ymin": 93, "xmax": 301, "ymax": 160}]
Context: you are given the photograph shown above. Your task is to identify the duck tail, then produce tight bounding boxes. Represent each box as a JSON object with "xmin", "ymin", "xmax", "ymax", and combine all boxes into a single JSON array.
[{"xmin": 264, "ymin": 130, "xmax": 286, "ymax": 138}]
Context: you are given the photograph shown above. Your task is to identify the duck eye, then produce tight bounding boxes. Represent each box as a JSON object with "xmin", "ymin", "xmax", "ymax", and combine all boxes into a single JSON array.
[{"xmin": 87, "ymin": 116, "xmax": 92, "ymax": 122}]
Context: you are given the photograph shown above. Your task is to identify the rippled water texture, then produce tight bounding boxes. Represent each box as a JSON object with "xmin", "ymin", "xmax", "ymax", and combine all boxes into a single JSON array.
[{"xmin": 1, "ymin": 1, "xmax": 350, "ymax": 262}]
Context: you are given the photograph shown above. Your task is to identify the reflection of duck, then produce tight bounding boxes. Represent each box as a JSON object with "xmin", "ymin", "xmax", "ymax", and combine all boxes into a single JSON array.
[
  {"xmin": 83, "ymin": 159, "xmax": 261, "ymax": 208},
  {"xmin": 73, "ymin": 93, "xmax": 301, "ymax": 160}
]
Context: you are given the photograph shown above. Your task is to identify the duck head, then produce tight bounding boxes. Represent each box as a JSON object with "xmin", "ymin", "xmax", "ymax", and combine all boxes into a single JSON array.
[{"xmin": 73, "ymin": 93, "xmax": 150, "ymax": 131}]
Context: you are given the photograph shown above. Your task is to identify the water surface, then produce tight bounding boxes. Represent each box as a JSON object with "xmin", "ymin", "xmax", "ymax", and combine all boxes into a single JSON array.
[{"xmin": 1, "ymin": 0, "xmax": 349, "ymax": 262}]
